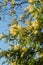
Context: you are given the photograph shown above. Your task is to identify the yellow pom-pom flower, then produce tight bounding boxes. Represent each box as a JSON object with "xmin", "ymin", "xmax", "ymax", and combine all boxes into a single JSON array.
[
  {"xmin": 28, "ymin": 5, "xmax": 35, "ymax": 13},
  {"xmin": 0, "ymin": 34, "xmax": 4, "ymax": 39},
  {"xmin": 26, "ymin": 25, "xmax": 32, "ymax": 32},
  {"xmin": 17, "ymin": 25, "xmax": 24, "ymax": 36},
  {"xmin": 21, "ymin": 47, "xmax": 28, "ymax": 53},
  {"xmin": 21, "ymin": 47, "xmax": 28, "ymax": 57},
  {"xmin": 17, "ymin": 25, "xmax": 22, "ymax": 30},
  {"xmin": 40, "ymin": 53, "xmax": 43, "ymax": 57},
  {"xmin": 40, "ymin": 0, "xmax": 43, "ymax": 3},
  {"xmin": 11, "ymin": 0, "xmax": 15, "ymax": 6},
  {"xmin": 32, "ymin": 30, "xmax": 39, "ymax": 35},
  {"xmin": 26, "ymin": 26, "xmax": 32, "ymax": 30},
  {"xmin": 11, "ymin": 61, "xmax": 16, "ymax": 65},
  {"xmin": 28, "ymin": 0, "xmax": 35, "ymax": 2},
  {"xmin": 9, "ymin": 28, "xmax": 17, "ymax": 36},
  {"xmin": 14, "ymin": 44, "xmax": 20, "ymax": 51},
  {"xmin": 32, "ymin": 21, "xmax": 39, "ymax": 29}
]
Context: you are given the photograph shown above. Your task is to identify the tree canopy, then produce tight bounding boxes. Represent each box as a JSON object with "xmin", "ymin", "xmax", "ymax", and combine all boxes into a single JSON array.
[{"xmin": 0, "ymin": 0, "xmax": 43, "ymax": 65}]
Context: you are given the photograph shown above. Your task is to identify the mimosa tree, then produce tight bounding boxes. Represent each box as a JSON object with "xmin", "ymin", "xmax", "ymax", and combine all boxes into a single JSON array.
[{"xmin": 0, "ymin": 0, "xmax": 43, "ymax": 65}]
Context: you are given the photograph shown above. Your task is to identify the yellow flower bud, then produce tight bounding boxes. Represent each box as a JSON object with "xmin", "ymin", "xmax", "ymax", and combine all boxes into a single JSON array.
[
  {"xmin": 26, "ymin": 26, "xmax": 32, "ymax": 30},
  {"xmin": 26, "ymin": 26, "xmax": 32, "ymax": 33},
  {"xmin": 17, "ymin": 25, "xmax": 23, "ymax": 35},
  {"xmin": 14, "ymin": 44, "xmax": 20, "ymax": 51},
  {"xmin": 11, "ymin": 61, "xmax": 16, "ymax": 65},
  {"xmin": 28, "ymin": 5, "xmax": 35, "ymax": 13},
  {"xmin": 11, "ymin": 0, "xmax": 15, "ymax": 5},
  {"xmin": 21, "ymin": 47, "xmax": 28, "ymax": 53},
  {"xmin": 32, "ymin": 21, "xmax": 39, "ymax": 29},
  {"xmin": 28, "ymin": 0, "xmax": 35, "ymax": 2},
  {"xmin": 32, "ymin": 30, "xmax": 39, "ymax": 34},
  {"xmin": 40, "ymin": 53, "xmax": 43, "ymax": 57},
  {"xmin": 17, "ymin": 25, "xmax": 22, "ymax": 30}
]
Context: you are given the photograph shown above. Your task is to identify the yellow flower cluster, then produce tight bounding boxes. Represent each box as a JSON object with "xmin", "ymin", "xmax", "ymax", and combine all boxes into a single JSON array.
[
  {"xmin": 14, "ymin": 44, "xmax": 20, "ymax": 51},
  {"xmin": 40, "ymin": 0, "xmax": 43, "ymax": 3},
  {"xmin": 25, "ymin": 4, "xmax": 35, "ymax": 13},
  {"xmin": 40, "ymin": 53, "xmax": 43, "ymax": 57},
  {"xmin": 21, "ymin": 47, "xmax": 28, "ymax": 53},
  {"xmin": 32, "ymin": 21, "xmax": 39, "ymax": 29},
  {"xmin": 11, "ymin": 61, "xmax": 16, "ymax": 65},
  {"xmin": 17, "ymin": 25, "xmax": 22, "ymax": 31},
  {"xmin": 9, "ymin": 24, "xmax": 23, "ymax": 36},
  {"xmin": 26, "ymin": 25, "xmax": 32, "ymax": 30},
  {"xmin": 32, "ymin": 30, "xmax": 39, "ymax": 35},
  {"xmin": 11, "ymin": 0, "xmax": 15, "ymax": 7},
  {"xmin": 14, "ymin": 45, "xmax": 28, "ymax": 57},
  {"xmin": 9, "ymin": 24, "xmax": 17, "ymax": 36},
  {"xmin": 9, "ymin": 28, "xmax": 17, "ymax": 36},
  {"xmin": 21, "ymin": 47, "xmax": 28, "ymax": 57},
  {"xmin": 26, "ymin": 21, "xmax": 40, "ymax": 35},
  {"xmin": 17, "ymin": 25, "xmax": 24, "ymax": 35},
  {"xmin": 29, "ymin": 5, "xmax": 35, "ymax": 13},
  {"xmin": 28, "ymin": 0, "xmax": 35, "ymax": 2}
]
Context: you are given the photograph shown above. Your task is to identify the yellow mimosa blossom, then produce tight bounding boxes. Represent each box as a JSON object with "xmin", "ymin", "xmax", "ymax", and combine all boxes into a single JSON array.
[
  {"xmin": 11, "ymin": 0, "xmax": 15, "ymax": 5},
  {"xmin": 17, "ymin": 25, "xmax": 22, "ymax": 30},
  {"xmin": 32, "ymin": 21, "xmax": 39, "ymax": 29},
  {"xmin": 40, "ymin": 0, "xmax": 43, "ymax": 3},
  {"xmin": 32, "ymin": 30, "xmax": 39, "ymax": 34},
  {"xmin": 26, "ymin": 26, "xmax": 32, "ymax": 32},
  {"xmin": 11, "ymin": 61, "xmax": 16, "ymax": 65},
  {"xmin": 11, "ymin": 0, "xmax": 15, "ymax": 8},
  {"xmin": 0, "ymin": 34, "xmax": 4, "ymax": 39},
  {"xmin": 40, "ymin": 53, "xmax": 43, "ymax": 57},
  {"xmin": 28, "ymin": 0, "xmax": 35, "ymax": 2},
  {"xmin": 9, "ymin": 28, "xmax": 17, "ymax": 36},
  {"xmin": 17, "ymin": 25, "xmax": 24, "ymax": 36},
  {"xmin": 17, "ymin": 25, "xmax": 23, "ymax": 31},
  {"xmin": 14, "ymin": 44, "xmax": 20, "ymax": 51},
  {"xmin": 21, "ymin": 47, "xmax": 28, "ymax": 52},
  {"xmin": 28, "ymin": 5, "xmax": 35, "ymax": 13}
]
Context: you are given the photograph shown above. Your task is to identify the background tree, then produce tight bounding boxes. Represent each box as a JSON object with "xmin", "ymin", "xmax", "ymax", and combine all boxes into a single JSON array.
[{"xmin": 0, "ymin": 0, "xmax": 43, "ymax": 65}]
